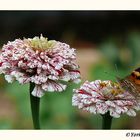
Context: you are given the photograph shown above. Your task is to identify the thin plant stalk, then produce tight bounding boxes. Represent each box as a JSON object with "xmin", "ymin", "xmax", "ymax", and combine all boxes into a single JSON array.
[
  {"xmin": 102, "ymin": 112, "xmax": 113, "ymax": 129},
  {"xmin": 30, "ymin": 82, "xmax": 40, "ymax": 129}
]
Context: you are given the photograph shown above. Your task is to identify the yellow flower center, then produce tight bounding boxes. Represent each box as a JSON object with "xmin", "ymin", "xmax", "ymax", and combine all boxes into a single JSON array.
[
  {"xmin": 111, "ymin": 89, "xmax": 121, "ymax": 95},
  {"xmin": 111, "ymin": 83, "xmax": 124, "ymax": 95},
  {"xmin": 24, "ymin": 35, "xmax": 56, "ymax": 50},
  {"xmin": 99, "ymin": 82, "xmax": 107, "ymax": 88}
]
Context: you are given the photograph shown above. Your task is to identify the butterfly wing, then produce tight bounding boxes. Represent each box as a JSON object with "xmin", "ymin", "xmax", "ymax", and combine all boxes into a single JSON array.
[{"xmin": 117, "ymin": 75, "xmax": 140, "ymax": 96}]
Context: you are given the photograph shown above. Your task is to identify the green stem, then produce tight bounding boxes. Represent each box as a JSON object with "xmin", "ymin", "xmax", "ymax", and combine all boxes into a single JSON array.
[
  {"xmin": 30, "ymin": 82, "xmax": 40, "ymax": 129},
  {"xmin": 102, "ymin": 112, "xmax": 113, "ymax": 129}
]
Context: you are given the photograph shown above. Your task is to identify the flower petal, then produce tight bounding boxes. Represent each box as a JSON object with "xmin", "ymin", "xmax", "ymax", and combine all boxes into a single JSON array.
[
  {"xmin": 31, "ymin": 85, "xmax": 44, "ymax": 98},
  {"xmin": 5, "ymin": 75, "xmax": 15, "ymax": 83},
  {"xmin": 126, "ymin": 109, "xmax": 136, "ymax": 116},
  {"xmin": 42, "ymin": 81, "xmax": 66, "ymax": 92},
  {"xmin": 72, "ymin": 80, "xmax": 139, "ymax": 118},
  {"xmin": 109, "ymin": 109, "xmax": 120, "ymax": 118},
  {"xmin": 96, "ymin": 102, "xmax": 108, "ymax": 114}
]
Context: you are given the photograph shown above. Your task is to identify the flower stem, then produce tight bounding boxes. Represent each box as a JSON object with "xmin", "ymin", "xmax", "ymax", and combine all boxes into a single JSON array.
[
  {"xmin": 30, "ymin": 82, "xmax": 40, "ymax": 129},
  {"xmin": 101, "ymin": 112, "xmax": 113, "ymax": 129}
]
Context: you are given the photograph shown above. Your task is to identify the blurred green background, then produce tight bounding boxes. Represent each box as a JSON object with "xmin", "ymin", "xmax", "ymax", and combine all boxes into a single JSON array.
[{"xmin": 1, "ymin": 11, "xmax": 140, "ymax": 129}]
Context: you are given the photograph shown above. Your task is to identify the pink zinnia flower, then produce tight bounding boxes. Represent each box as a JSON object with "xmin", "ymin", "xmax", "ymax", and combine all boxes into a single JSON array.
[
  {"xmin": 72, "ymin": 80, "xmax": 140, "ymax": 118},
  {"xmin": 0, "ymin": 35, "xmax": 81, "ymax": 97}
]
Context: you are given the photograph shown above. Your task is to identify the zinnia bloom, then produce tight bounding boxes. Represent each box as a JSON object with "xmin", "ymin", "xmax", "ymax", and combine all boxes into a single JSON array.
[
  {"xmin": 72, "ymin": 80, "xmax": 140, "ymax": 118},
  {"xmin": 0, "ymin": 35, "xmax": 81, "ymax": 97}
]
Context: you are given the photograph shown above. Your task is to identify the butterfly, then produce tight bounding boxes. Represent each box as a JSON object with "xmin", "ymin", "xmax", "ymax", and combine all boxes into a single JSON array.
[{"xmin": 117, "ymin": 67, "xmax": 140, "ymax": 96}]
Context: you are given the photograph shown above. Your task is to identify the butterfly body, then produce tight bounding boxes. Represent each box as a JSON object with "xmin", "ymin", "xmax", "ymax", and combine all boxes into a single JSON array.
[{"xmin": 117, "ymin": 68, "xmax": 140, "ymax": 96}]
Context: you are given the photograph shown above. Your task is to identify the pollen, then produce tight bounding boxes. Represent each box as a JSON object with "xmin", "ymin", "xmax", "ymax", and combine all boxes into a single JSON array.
[
  {"xmin": 100, "ymin": 82, "xmax": 107, "ymax": 88},
  {"xmin": 111, "ymin": 89, "xmax": 118, "ymax": 95},
  {"xmin": 24, "ymin": 35, "xmax": 56, "ymax": 51},
  {"xmin": 111, "ymin": 89, "xmax": 123, "ymax": 95}
]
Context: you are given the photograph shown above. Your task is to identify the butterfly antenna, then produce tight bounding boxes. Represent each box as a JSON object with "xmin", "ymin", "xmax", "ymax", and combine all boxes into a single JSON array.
[
  {"xmin": 114, "ymin": 64, "xmax": 122, "ymax": 83},
  {"xmin": 115, "ymin": 64, "xmax": 120, "ymax": 77}
]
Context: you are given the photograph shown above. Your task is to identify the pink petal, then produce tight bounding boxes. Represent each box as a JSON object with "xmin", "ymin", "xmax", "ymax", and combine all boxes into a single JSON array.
[
  {"xmin": 109, "ymin": 109, "xmax": 120, "ymax": 118},
  {"xmin": 31, "ymin": 85, "xmax": 44, "ymax": 97},
  {"xmin": 126, "ymin": 109, "xmax": 136, "ymax": 116},
  {"xmin": 42, "ymin": 81, "xmax": 66, "ymax": 92},
  {"xmin": 5, "ymin": 75, "xmax": 15, "ymax": 83}
]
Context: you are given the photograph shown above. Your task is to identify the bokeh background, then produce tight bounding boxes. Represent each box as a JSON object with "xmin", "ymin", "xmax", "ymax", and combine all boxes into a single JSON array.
[{"xmin": 0, "ymin": 11, "xmax": 140, "ymax": 129}]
